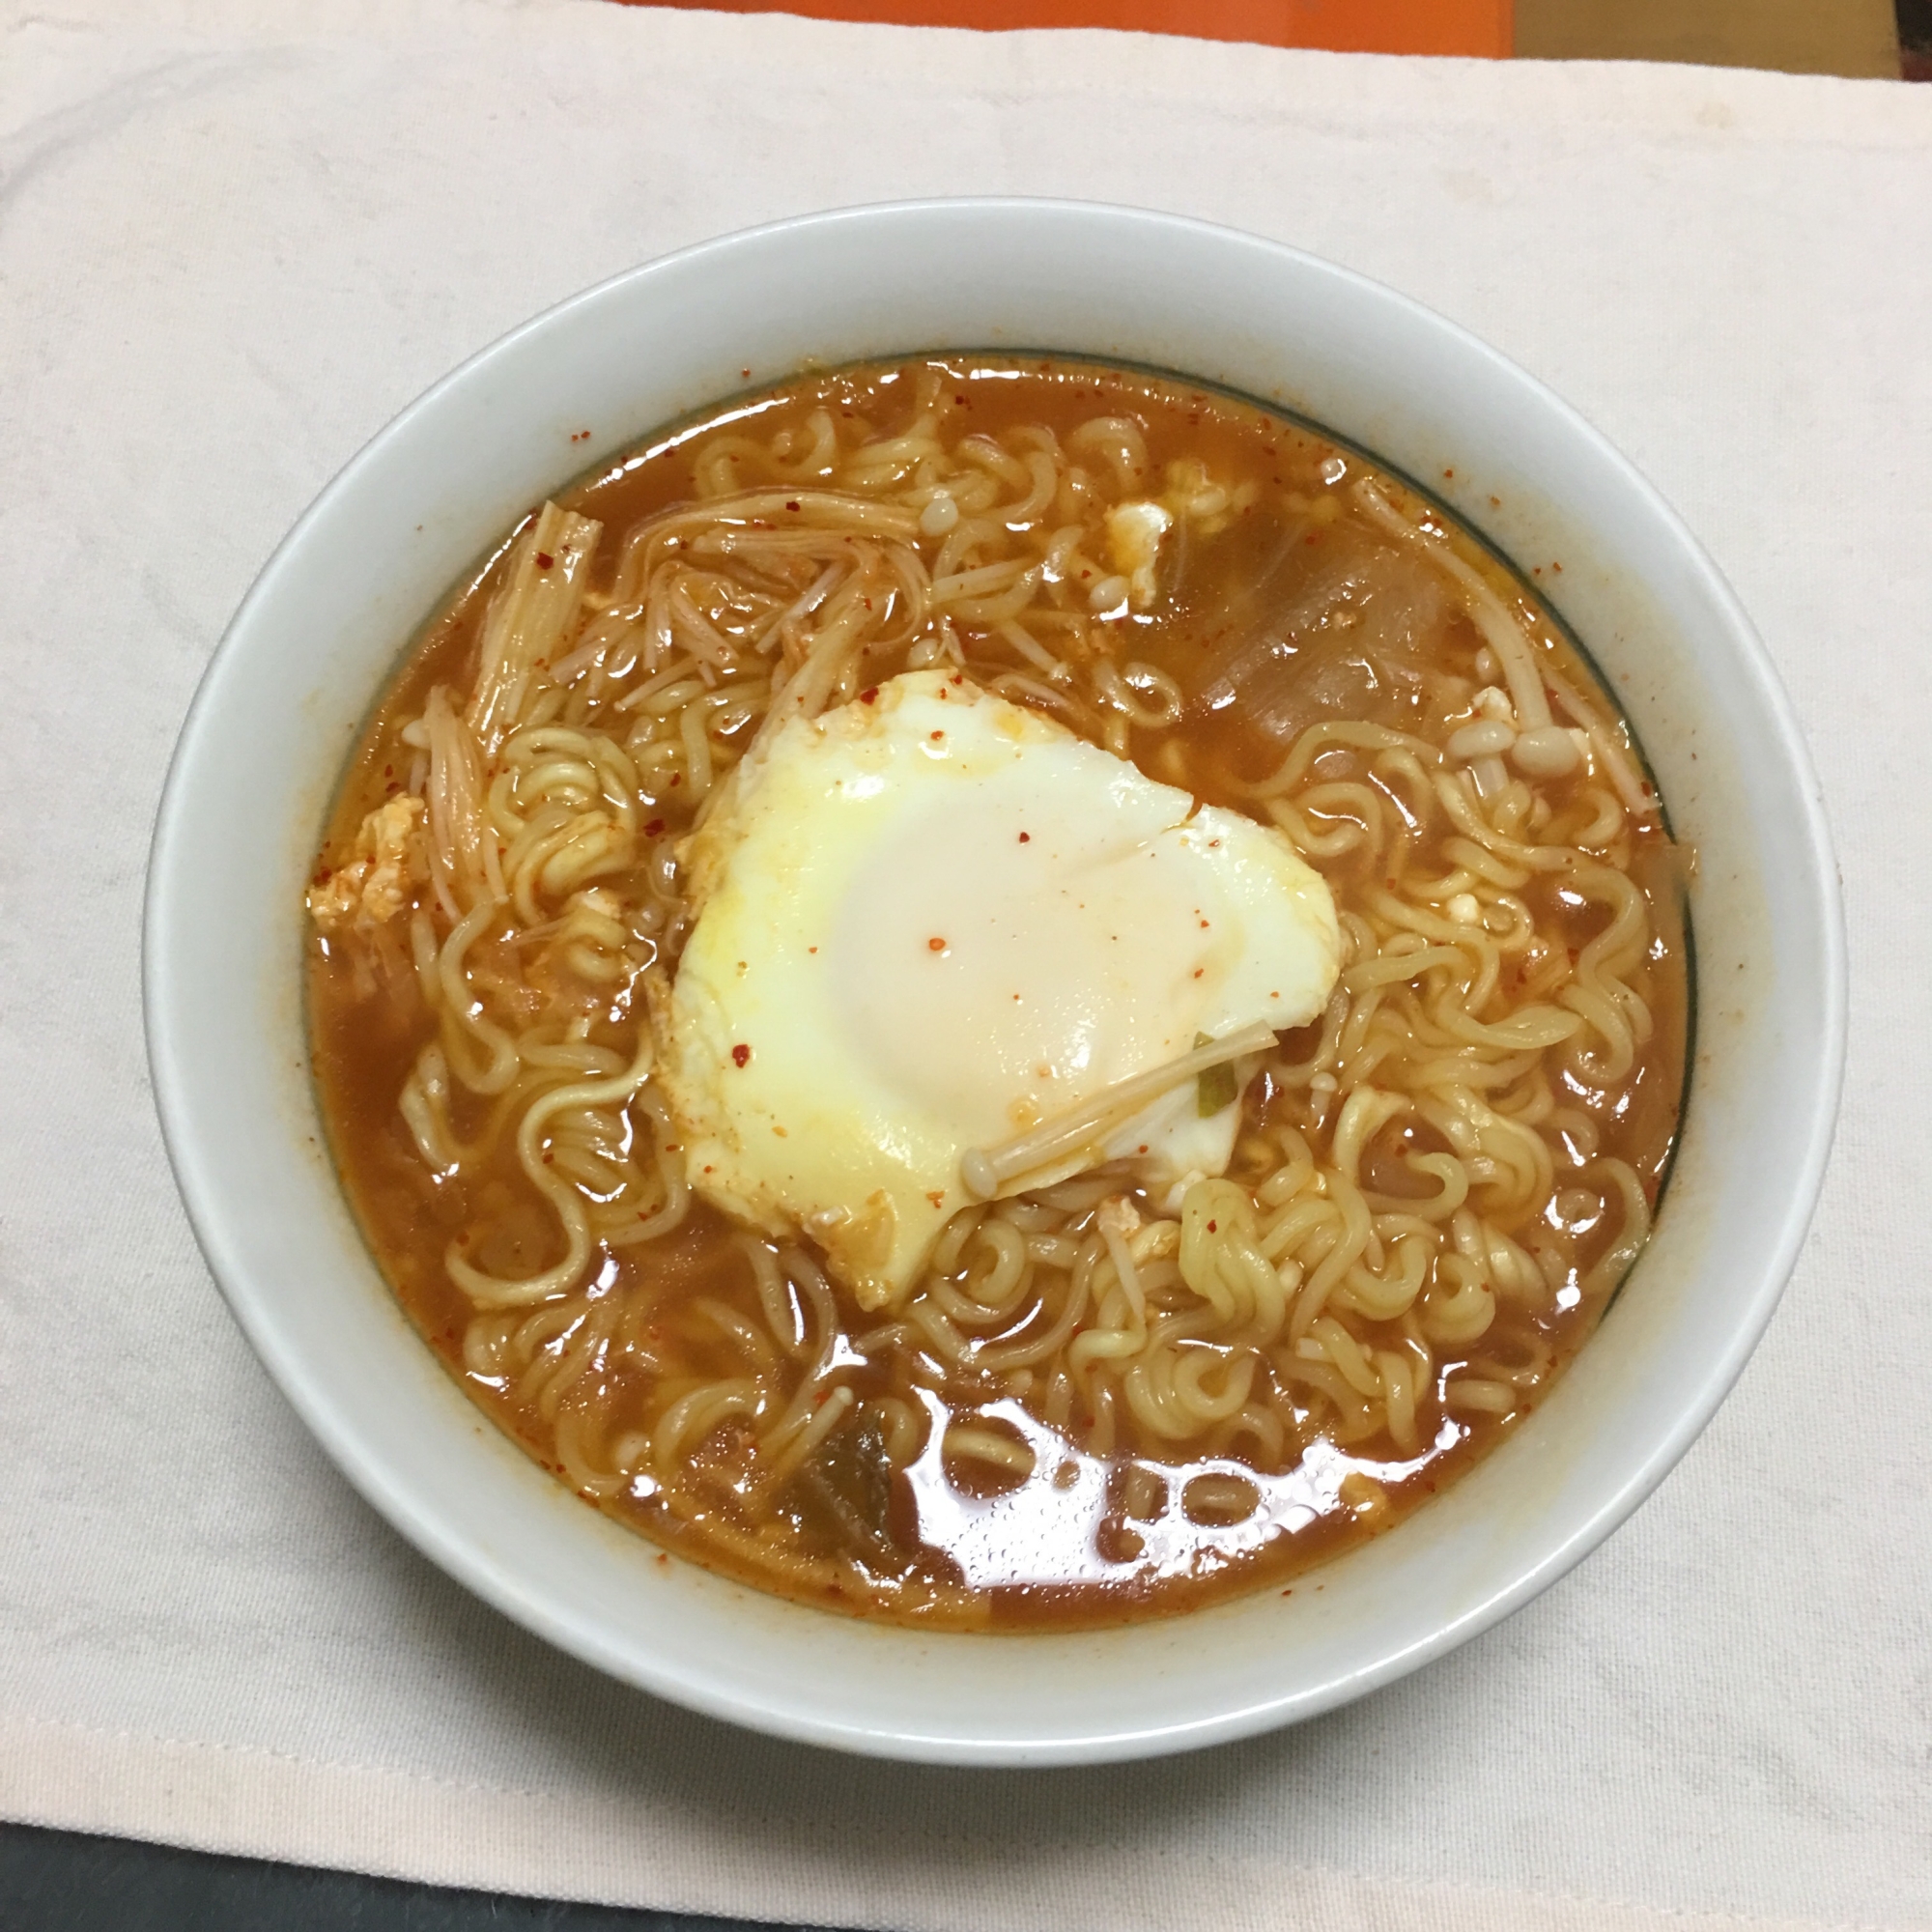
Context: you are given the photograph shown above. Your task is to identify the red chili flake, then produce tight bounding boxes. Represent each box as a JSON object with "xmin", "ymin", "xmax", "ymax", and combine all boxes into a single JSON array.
[
  {"xmin": 1443, "ymin": 467, "xmax": 1456, "ymax": 479},
  {"xmin": 384, "ymin": 765, "xmax": 392, "ymax": 778},
  {"xmin": 669, "ymin": 773, "xmax": 683, "ymax": 786},
  {"xmin": 929, "ymin": 729, "xmax": 944, "ymax": 741},
  {"xmin": 741, "ymin": 367, "xmax": 752, "ymax": 378},
  {"xmin": 312, "ymin": 867, "xmax": 332, "ymax": 885},
  {"xmin": 951, "ymin": 671, "xmax": 963, "ymax": 685},
  {"xmin": 644, "ymin": 818, "xmax": 666, "ymax": 837},
  {"xmin": 859, "ymin": 687, "xmax": 879, "ymax": 704},
  {"xmin": 385, "ymin": 780, "xmax": 401, "ymax": 792},
  {"xmin": 1192, "ymin": 968, "xmax": 1204, "ymax": 979},
  {"xmin": 927, "ymin": 937, "xmax": 947, "ymax": 952},
  {"xmin": 1018, "ymin": 831, "xmax": 1031, "ymax": 843},
  {"xmin": 1207, "ymin": 1220, "xmax": 1218, "ymax": 1234},
  {"xmin": 731, "ymin": 1043, "xmax": 751, "ymax": 1067},
  {"xmin": 785, "ymin": 500, "xmax": 800, "ymax": 512},
  {"xmin": 535, "ymin": 552, "xmax": 554, "ymax": 570}
]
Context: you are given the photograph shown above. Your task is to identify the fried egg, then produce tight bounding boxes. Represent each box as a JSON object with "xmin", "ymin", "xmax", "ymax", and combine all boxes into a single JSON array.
[{"xmin": 653, "ymin": 670, "xmax": 1341, "ymax": 1310}]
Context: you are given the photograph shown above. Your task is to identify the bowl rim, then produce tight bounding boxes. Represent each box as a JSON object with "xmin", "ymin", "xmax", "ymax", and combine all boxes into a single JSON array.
[{"xmin": 143, "ymin": 196, "xmax": 1848, "ymax": 1764}]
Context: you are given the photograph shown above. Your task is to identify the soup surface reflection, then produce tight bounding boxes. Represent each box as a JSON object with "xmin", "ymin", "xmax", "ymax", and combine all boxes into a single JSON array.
[{"xmin": 307, "ymin": 358, "xmax": 1689, "ymax": 1628}]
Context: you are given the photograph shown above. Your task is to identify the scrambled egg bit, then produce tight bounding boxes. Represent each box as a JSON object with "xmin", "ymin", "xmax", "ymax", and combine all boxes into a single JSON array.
[
  {"xmin": 307, "ymin": 796, "xmax": 428, "ymax": 931},
  {"xmin": 1104, "ymin": 500, "xmax": 1173, "ymax": 610},
  {"xmin": 1098, "ymin": 462, "xmax": 1261, "ymax": 614},
  {"xmin": 653, "ymin": 671, "xmax": 1342, "ymax": 1311}
]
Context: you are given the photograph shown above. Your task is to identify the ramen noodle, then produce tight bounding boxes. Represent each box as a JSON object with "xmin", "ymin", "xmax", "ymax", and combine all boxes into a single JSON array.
[{"xmin": 307, "ymin": 358, "xmax": 1689, "ymax": 1628}]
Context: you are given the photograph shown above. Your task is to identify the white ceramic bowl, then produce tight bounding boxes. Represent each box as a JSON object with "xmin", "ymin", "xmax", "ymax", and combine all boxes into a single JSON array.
[{"xmin": 145, "ymin": 200, "xmax": 1845, "ymax": 1766}]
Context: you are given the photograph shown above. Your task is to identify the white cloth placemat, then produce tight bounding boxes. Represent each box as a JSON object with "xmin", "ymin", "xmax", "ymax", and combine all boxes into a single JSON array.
[{"xmin": 2, "ymin": 3, "xmax": 1927, "ymax": 1925}]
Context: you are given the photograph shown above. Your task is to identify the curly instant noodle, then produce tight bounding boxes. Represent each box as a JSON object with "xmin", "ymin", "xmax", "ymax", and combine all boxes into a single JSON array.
[{"xmin": 307, "ymin": 358, "xmax": 1688, "ymax": 1627}]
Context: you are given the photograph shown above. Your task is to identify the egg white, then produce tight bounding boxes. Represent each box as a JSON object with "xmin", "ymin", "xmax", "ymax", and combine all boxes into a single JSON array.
[{"xmin": 653, "ymin": 670, "xmax": 1340, "ymax": 1310}]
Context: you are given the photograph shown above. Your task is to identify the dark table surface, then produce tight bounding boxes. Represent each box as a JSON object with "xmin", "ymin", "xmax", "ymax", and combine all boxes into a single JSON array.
[{"xmin": 0, "ymin": 1824, "xmax": 799, "ymax": 1932}]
